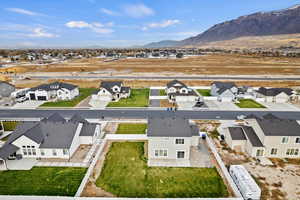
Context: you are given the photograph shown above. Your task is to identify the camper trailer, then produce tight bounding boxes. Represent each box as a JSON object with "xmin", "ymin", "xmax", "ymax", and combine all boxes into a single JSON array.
[{"xmin": 230, "ymin": 165, "xmax": 261, "ymax": 200}]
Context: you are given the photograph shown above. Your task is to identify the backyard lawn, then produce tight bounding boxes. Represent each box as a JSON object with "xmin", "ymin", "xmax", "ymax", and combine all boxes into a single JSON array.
[
  {"xmin": 40, "ymin": 88, "xmax": 97, "ymax": 107},
  {"xmin": 0, "ymin": 167, "xmax": 86, "ymax": 196},
  {"xmin": 96, "ymin": 142, "xmax": 228, "ymax": 198},
  {"xmin": 235, "ymin": 99, "xmax": 266, "ymax": 108},
  {"xmin": 107, "ymin": 89, "xmax": 149, "ymax": 107},
  {"xmin": 116, "ymin": 123, "xmax": 147, "ymax": 134},
  {"xmin": 159, "ymin": 89, "xmax": 167, "ymax": 96},
  {"xmin": 197, "ymin": 89, "xmax": 211, "ymax": 96}
]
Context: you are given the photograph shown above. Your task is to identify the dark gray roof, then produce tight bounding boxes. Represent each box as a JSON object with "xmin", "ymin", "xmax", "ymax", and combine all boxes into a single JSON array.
[
  {"xmin": 80, "ymin": 123, "xmax": 98, "ymax": 136},
  {"xmin": 242, "ymin": 126, "xmax": 264, "ymax": 147},
  {"xmin": 168, "ymin": 89, "xmax": 198, "ymax": 97},
  {"xmin": 191, "ymin": 125, "xmax": 200, "ymax": 136},
  {"xmin": 228, "ymin": 127, "xmax": 247, "ymax": 140},
  {"xmin": 147, "ymin": 117, "xmax": 197, "ymax": 137},
  {"xmin": 262, "ymin": 113, "xmax": 279, "ymax": 120},
  {"xmin": 212, "ymin": 81, "xmax": 237, "ymax": 95},
  {"xmin": 30, "ymin": 82, "xmax": 77, "ymax": 92},
  {"xmin": 100, "ymin": 81, "xmax": 122, "ymax": 89},
  {"xmin": 245, "ymin": 114, "xmax": 260, "ymax": 119},
  {"xmin": 256, "ymin": 118, "xmax": 300, "ymax": 136},
  {"xmin": 256, "ymin": 87, "xmax": 293, "ymax": 96},
  {"xmin": 0, "ymin": 144, "xmax": 19, "ymax": 160},
  {"xmin": 42, "ymin": 113, "xmax": 67, "ymax": 123},
  {"xmin": 70, "ymin": 114, "xmax": 88, "ymax": 124},
  {"xmin": 167, "ymin": 80, "xmax": 187, "ymax": 89},
  {"xmin": 0, "ymin": 81, "xmax": 15, "ymax": 97},
  {"xmin": 121, "ymin": 86, "xmax": 131, "ymax": 93}
]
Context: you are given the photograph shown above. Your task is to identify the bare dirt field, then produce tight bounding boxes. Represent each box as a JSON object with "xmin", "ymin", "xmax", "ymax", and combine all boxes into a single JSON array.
[{"xmin": 2, "ymin": 54, "xmax": 300, "ymax": 76}]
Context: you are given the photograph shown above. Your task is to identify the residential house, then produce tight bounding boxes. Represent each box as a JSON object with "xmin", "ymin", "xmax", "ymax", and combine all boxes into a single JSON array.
[
  {"xmin": 255, "ymin": 87, "xmax": 295, "ymax": 103},
  {"xmin": 147, "ymin": 117, "xmax": 200, "ymax": 166},
  {"xmin": 166, "ymin": 80, "xmax": 199, "ymax": 103},
  {"xmin": 223, "ymin": 114, "xmax": 300, "ymax": 158},
  {"xmin": 0, "ymin": 113, "xmax": 100, "ymax": 170},
  {"xmin": 92, "ymin": 81, "xmax": 131, "ymax": 102},
  {"xmin": 211, "ymin": 81, "xmax": 238, "ymax": 102},
  {"xmin": 0, "ymin": 81, "xmax": 15, "ymax": 98},
  {"xmin": 26, "ymin": 82, "xmax": 79, "ymax": 101}
]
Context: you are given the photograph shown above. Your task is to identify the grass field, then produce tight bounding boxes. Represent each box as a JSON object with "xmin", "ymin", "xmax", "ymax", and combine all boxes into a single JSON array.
[
  {"xmin": 96, "ymin": 142, "xmax": 228, "ymax": 198},
  {"xmin": 235, "ymin": 99, "xmax": 266, "ymax": 108},
  {"xmin": 1, "ymin": 121, "xmax": 19, "ymax": 131},
  {"xmin": 197, "ymin": 89, "xmax": 211, "ymax": 96},
  {"xmin": 40, "ymin": 88, "xmax": 97, "ymax": 107},
  {"xmin": 159, "ymin": 89, "xmax": 167, "ymax": 96},
  {"xmin": 107, "ymin": 89, "xmax": 149, "ymax": 107},
  {"xmin": 0, "ymin": 167, "xmax": 86, "ymax": 196},
  {"xmin": 115, "ymin": 123, "xmax": 147, "ymax": 134}
]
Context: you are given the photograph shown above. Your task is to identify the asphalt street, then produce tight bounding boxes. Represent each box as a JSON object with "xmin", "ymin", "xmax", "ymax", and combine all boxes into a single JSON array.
[{"xmin": 1, "ymin": 109, "xmax": 300, "ymax": 120}]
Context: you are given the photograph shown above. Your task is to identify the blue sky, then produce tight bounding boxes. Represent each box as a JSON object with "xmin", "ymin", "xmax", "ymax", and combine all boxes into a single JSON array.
[{"xmin": 0, "ymin": 0, "xmax": 299, "ymax": 48}]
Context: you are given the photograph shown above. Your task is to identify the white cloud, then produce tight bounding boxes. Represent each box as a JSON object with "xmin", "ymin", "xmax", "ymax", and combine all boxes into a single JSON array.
[
  {"xmin": 65, "ymin": 21, "xmax": 92, "ymax": 28},
  {"xmin": 65, "ymin": 21, "xmax": 114, "ymax": 34},
  {"xmin": 100, "ymin": 8, "xmax": 120, "ymax": 16},
  {"xmin": 27, "ymin": 28, "xmax": 58, "ymax": 38},
  {"xmin": 143, "ymin": 19, "xmax": 180, "ymax": 30},
  {"xmin": 6, "ymin": 8, "xmax": 43, "ymax": 16},
  {"xmin": 123, "ymin": 4, "xmax": 154, "ymax": 18}
]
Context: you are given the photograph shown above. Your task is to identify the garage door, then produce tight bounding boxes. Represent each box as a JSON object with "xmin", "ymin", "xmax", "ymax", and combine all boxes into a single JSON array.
[{"xmin": 37, "ymin": 96, "xmax": 47, "ymax": 101}]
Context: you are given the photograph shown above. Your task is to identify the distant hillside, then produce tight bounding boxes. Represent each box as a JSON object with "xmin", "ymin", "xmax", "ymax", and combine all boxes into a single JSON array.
[
  {"xmin": 145, "ymin": 4, "xmax": 300, "ymax": 48},
  {"xmin": 143, "ymin": 40, "xmax": 180, "ymax": 48}
]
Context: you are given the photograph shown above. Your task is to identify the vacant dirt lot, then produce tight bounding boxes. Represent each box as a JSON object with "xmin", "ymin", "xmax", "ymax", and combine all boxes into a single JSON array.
[{"xmin": 2, "ymin": 54, "xmax": 300, "ymax": 76}]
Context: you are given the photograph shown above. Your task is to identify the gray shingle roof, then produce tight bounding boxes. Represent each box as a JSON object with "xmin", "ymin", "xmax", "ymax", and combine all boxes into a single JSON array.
[
  {"xmin": 242, "ymin": 126, "xmax": 264, "ymax": 147},
  {"xmin": 147, "ymin": 117, "xmax": 198, "ymax": 137},
  {"xmin": 0, "ymin": 144, "xmax": 19, "ymax": 160},
  {"xmin": 167, "ymin": 80, "xmax": 187, "ymax": 89},
  {"xmin": 256, "ymin": 87, "xmax": 293, "ymax": 96},
  {"xmin": 80, "ymin": 123, "xmax": 98, "ymax": 136},
  {"xmin": 228, "ymin": 127, "xmax": 247, "ymax": 140},
  {"xmin": 70, "ymin": 114, "xmax": 88, "ymax": 124},
  {"xmin": 212, "ymin": 81, "xmax": 237, "ymax": 95},
  {"xmin": 256, "ymin": 118, "xmax": 300, "ymax": 136},
  {"xmin": 0, "ymin": 81, "xmax": 15, "ymax": 97},
  {"xmin": 30, "ymin": 82, "xmax": 77, "ymax": 92},
  {"xmin": 42, "ymin": 113, "xmax": 66, "ymax": 123}
]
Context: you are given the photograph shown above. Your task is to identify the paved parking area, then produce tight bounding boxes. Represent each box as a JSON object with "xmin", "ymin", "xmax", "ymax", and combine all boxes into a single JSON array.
[
  {"xmin": 205, "ymin": 100, "xmax": 238, "ymax": 110},
  {"xmin": 177, "ymin": 101, "xmax": 195, "ymax": 110},
  {"xmin": 150, "ymin": 89, "xmax": 160, "ymax": 96},
  {"xmin": 260, "ymin": 102, "xmax": 300, "ymax": 111},
  {"xmin": 12, "ymin": 101, "xmax": 45, "ymax": 109},
  {"xmin": 149, "ymin": 99, "xmax": 160, "ymax": 107}
]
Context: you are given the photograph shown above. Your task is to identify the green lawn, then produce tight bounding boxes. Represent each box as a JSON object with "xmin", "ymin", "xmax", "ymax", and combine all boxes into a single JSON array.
[
  {"xmin": 159, "ymin": 89, "xmax": 167, "ymax": 96},
  {"xmin": 197, "ymin": 89, "xmax": 211, "ymax": 96},
  {"xmin": 40, "ymin": 88, "xmax": 97, "ymax": 107},
  {"xmin": 1, "ymin": 121, "xmax": 19, "ymax": 131},
  {"xmin": 107, "ymin": 89, "xmax": 149, "ymax": 107},
  {"xmin": 115, "ymin": 123, "xmax": 147, "ymax": 134},
  {"xmin": 0, "ymin": 167, "xmax": 86, "ymax": 196},
  {"xmin": 96, "ymin": 142, "xmax": 228, "ymax": 198},
  {"xmin": 235, "ymin": 99, "xmax": 266, "ymax": 108}
]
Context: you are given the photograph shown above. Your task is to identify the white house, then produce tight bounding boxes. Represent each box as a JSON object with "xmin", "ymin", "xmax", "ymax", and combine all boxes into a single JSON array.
[
  {"xmin": 222, "ymin": 114, "xmax": 300, "ymax": 158},
  {"xmin": 166, "ymin": 80, "xmax": 200, "ymax": 103},
  {"xmin": 147, "ymin": 117, "xmax": 200, "ymax": 167},
  {"xmin": 26, "ymin": 82, "xmax": 79, "ymax": 101},
  {"xmin": 92, "ymin": 81, "xmax": 131, "ymax": 102},
  {"xmin": 255, "ymin": 87, "xmax": 295, "ymax": 103},
  {"xmin": 0, "ymin": 113, "xmax": 100, "ymax": 170},
  {"xmin": 211, "ymin": 82, "xmax": 238, "ymax": 102}
]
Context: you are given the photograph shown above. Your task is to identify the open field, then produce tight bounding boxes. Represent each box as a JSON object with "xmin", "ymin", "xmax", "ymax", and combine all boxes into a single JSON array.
[
  {"xmin": 197, "ymin": 89, "xmax": 211, "ymax": 96},
  {"xmin": 115, "ymin": 123, "xmax": 147, "ymax": 134},
  {"xmin": 2, "ymin": 54, "xmax": 300, "ymax": 76},
  {"xmin": 235, "ymin": 99, "xmax": 266, "ymax": 108},
  {"xmin": 107, "ymin": 89, "xmax": 149, "ymax": 107},
  {"xmin": 96, "ymin": 142, "xmax": 228, "ymax": 198},
  {"xmin": 40, "ymin": 88, "xmax": 97, "ymax": 107},
  {"xmin": 0, "ymin": 167, "xmax": 86, "ymax": 196}
]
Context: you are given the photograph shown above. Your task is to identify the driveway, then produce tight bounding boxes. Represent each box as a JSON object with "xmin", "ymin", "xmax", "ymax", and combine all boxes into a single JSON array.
[
  {"xmin": 12, "ymin": 101, "xmax": 46, "ymax": 109},
  {"xmin": 89, "ymin": 99, "xmax": 110, "ymax": 109},
  {"xmin": 177, "ymin": 101, "xmax": 195, "ymax": 110},
  {"xmin": 150, "ymin": 89, "xmax": 160, "ymax": 96},
  {"xmin": 260, "ymin": 102, "xmax": 300, "ymax": 111},
  {"xmin": 205, "ymin": 100, "xmax": 239, "ymax": 110},
  {"xmin": 149, "ymin": 99, "xmax": 160, "ymax": 107}
]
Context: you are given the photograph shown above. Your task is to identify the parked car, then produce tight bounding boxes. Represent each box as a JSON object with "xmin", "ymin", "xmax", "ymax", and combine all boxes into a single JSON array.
[{"xmin": 16, "ymin": 96, "xmax": 28, "ymax": 103}]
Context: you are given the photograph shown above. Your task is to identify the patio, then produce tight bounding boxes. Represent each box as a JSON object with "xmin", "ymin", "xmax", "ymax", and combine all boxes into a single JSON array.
[{"xmin": 6, "ymin": 158, "xmax": 37, "ymax": 170}]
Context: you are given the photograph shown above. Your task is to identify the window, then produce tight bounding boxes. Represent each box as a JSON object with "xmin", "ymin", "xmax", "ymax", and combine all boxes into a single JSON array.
[
  {"xmin": 22, "ymin": 148, "xmax": 27, "ymax": 155},
  {"xmin": 175, "ymin": 139, "xmax": 184, "ymax": 144},
  {"xmin": 32, "ymin": 149, "xmax": 36, "ymax": 156},
  {"xmin": 256, "ymin": 149, "xmax": 264, "ymax": 157},
  {"xmin": 40, "ymin": 149, "xmax": 45, "ymax": 156},
  {"xmin": 282, "ymin": 137, "xmax": 289, "ymax": 144},
  {"xmin": 154, "ymin": 149, "xmax": 168, "ymax": 157},
  {"xmin": 52, "ymin": 149, "xmax": 57, "ymax": 156},
  {"xmin": 177, "ymin": 151, "xmax": 185, "ymax": 159},
  {"xmin": 286, "ymin": 149, "xmax": 299, "ymax": 156},
  {"xmin": 63, "ymin": 149, "xmax": 68, "ymax": 155},
  {"xmin": 296, "ymin": 138, "xmax": 300, "ymax": 144},
  {"xmin": 270, "ymin": 148, "xmax": 278, "ymax": 155}
]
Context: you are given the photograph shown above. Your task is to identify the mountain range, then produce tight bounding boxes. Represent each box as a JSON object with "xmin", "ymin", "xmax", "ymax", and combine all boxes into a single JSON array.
[{"xmin": 143, "ymin": 4, "xmax": 300, "ymax": 48}]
